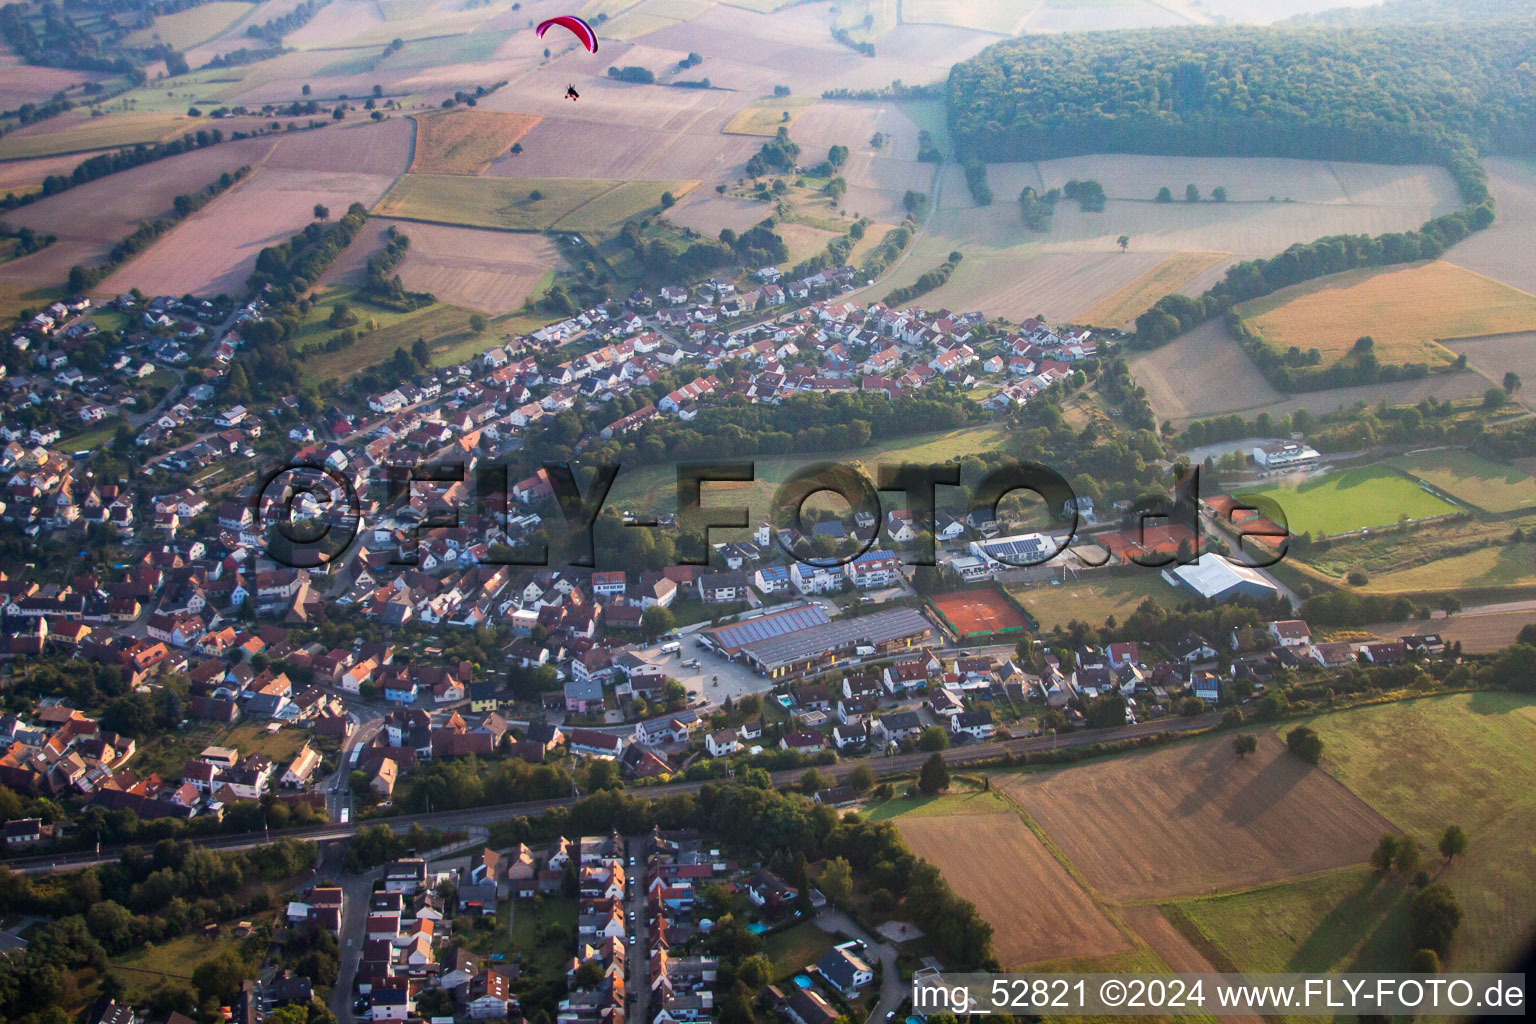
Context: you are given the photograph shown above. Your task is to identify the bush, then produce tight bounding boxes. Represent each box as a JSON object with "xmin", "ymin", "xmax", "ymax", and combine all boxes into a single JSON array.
[{"xmin": 1286, "ymin": 725, "xmax": 1323, "ymax": 764}]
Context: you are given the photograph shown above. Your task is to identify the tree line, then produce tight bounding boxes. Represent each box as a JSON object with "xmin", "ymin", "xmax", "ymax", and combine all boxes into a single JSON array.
[{"xmin": 361, "ymin": 225, "xmax": 435, "ymax": 311}]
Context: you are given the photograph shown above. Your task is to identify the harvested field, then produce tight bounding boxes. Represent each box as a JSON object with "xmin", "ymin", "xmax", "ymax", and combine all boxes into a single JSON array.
[
  {"xmin": 1236, "ymin": 261, "xmax": 1536, "ymax": 368},
  {"xmin": 722, "ymin": 95, "xmax": 815, "ymax": 136},
  {"xmin": 0, "ymin": 134, "xmax": 278, "ymax": 287},
  {"xmin": 376, "ymin": 174, "xmax": 614, "ymax": 230},
  {"xmin": 484, "ymin": 113, "xmax": 759, "ymax": 181},
  {"xmin": 1387, "ymin": 449, "xmax": 1536, "ymax": 515},
  {"xmin": 901, "ymin": 0, "xmax": 1032, "ymax": 34},
  {"xmin": 872, "ymin": 242, "xmax": 1166, "ymax": 323},
  {"xmin": 0, "ymin": 149, "xmax": 113, "ymax": 197},
  {"xmin": 0, "ymin": 65, "xmax": 112, "ymax": 112},
  {"xmin": 264, "ymin": 119, "xmax": 413, "ymax": 176},
  {"xmin": 1024, "ymin": 0, "xmax": 1191, "ymax": 33},
  {"xmin": 1235, "ymin": 466, "xmax": 1457, "ymax": 536},
  {"xmin": 122, "ymin": 2, "xmax": 254, "ymax": 49},
  {"xmin": 1126, "ymin": 319, "xmax": 1490, "ymax": 427},
  {"xmin": 1408, "ymin": 607, "xmax": 1536, "ymax": 655},
  {"xmin": 1446, "ymin": 157, "xmax": 1536, "ymax": 294},
  {"xmin": 897, "ymin": 812, "xmax": 1132, "ymax": 968},
  {"xmin": 100, "ymin": 166, "xmax": 397, "ymax": 298},
  {"xmin": 1074, "ymin": 250, "xmax": 1230, "ymax": 327},
  {"xmin": 996, "ymin": 731, "xmax": 1394, "ymax": 901},
  {"xmin": 664, "ymin": 192, "xmax": 775, "ymax": 236},
  {"xmin": 409, "ymin": 109, "xmax": 541, "ymax": 174},
  {"xmin": 929, "ymin": 589, "xmax": 1030, "ymax": 639},
  {"xmin": 1446, "ymin": 331, "xmax": 1536, "ymax": 410},
  {"xmin": 378, "ymin": 219, "xmax": 564, "ymax": 315}
]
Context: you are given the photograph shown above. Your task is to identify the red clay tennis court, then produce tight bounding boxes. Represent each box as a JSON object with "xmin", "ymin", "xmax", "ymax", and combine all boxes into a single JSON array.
[{"xmin": 930, "ymin": 588, "xmax": 1031, "ymax": 638}]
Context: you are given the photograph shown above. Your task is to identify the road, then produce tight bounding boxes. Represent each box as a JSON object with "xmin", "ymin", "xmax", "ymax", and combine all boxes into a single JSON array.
[
  {"xmin": 4, "ymin": 712, "xmax": 1218, "ymax": 875},
  {"xmin": 627, "ymin": 834, "xmax": 649, "ymax": 1024},
  {"xmin": 813, "ymin": 908, "xmax": 902, "ymax": 1024}
]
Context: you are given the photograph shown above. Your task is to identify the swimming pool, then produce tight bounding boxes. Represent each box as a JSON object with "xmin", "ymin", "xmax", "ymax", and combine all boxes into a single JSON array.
[
  {"xmin": 907, "ymin": 1015, "xmax": 925, "ymax": 1024},
  {"xmin": 794, "ymin": 976, "xmax": 814, "ymax": 989},
  {"xmin": 747, "ymin": 923, "xmax": 767, "ymax": 934}
]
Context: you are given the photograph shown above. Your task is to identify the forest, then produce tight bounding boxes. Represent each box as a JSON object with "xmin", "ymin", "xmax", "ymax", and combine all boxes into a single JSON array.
[{"xmin": 946, "ymin": 18, "xmax": 1535, "ymax": 208}]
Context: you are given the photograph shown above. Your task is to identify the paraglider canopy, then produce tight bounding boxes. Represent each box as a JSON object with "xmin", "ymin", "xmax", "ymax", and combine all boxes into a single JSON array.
[{"xmin": 537, "ymin": 15, "xmax": 599, "ymax": 53}]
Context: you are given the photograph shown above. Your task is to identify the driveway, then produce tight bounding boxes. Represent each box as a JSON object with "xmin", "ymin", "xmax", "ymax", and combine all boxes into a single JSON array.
[{"xmin": 813, "ymin": 908, "xmax": 903, "ymax": 1024}]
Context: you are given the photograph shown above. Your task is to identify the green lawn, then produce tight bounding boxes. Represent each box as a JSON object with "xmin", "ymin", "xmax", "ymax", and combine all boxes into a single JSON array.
[
  {"xmin": 509, "ymin": 896, "xmax": 578, "ymax": 978},
  {"xmin": 1008, "ymin": 574, "xmax": 1175, "ymax": 632},
  {"xmin": 60, "ymin": 415, "xmax": 124, "ymax": 452},
  {"xmin": 1235, "ymin": 466, "xmax": 1458, "ymax": 536},
  {"xmin": 1387, "ymin": 449, "xmax": 1536, "ymax": 514},
  {"xmin": 290, "ymin": 284, "xmax": 486, "ymax": 382},
  {"xmin": 1285, "ymin": 692, "xmax": 1536, "ymax": 971},
  {"xmin": 222, "ymin": 721, "xmax": 310, "ymax": 763},
  {"xmin": 763, "ymin": 920, "xmax": 835, "ymax": 981}
]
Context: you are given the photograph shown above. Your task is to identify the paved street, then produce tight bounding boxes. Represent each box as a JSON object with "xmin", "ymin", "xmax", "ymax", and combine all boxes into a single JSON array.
[{"xmin": 813, "ymin": 909, "xmax": 904, "ymax": 1024}]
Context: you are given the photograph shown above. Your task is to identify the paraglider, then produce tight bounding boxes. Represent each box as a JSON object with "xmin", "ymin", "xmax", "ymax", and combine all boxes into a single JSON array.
[
  {"xmin": 565, "ymin": 84, "xmax": 580, "ymax": 101},
  {"xmin": 536, "ymin": 15, "xmax": 599, "ymax": 54}
]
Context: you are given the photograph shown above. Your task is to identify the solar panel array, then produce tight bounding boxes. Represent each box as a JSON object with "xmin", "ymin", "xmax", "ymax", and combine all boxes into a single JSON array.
[
  {"xmin": 981, "ymin": 535, "xmax": 1049, "ymax": 563},
  {"xmin": 741, "ymin": 607, "xmax": 934, "ymax": 671},
  {"xmin": 707, "ymin": 604, "xmax": 830, "ymax": 652}
]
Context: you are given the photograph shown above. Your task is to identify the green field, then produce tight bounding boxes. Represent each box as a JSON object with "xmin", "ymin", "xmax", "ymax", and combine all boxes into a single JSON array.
[
  {"xmin": 864, "ymin": 789, "xmax": 1013, "ymax": 822},
  {"xmin": 1008, "ymin": 573, "xmax": 1174, "ymax": 632},
  {"xmin": 1171, "ymin": 867, "xmax": 1413, "ymax": 975},
  {"xmin": 603, "ymin": 423, "xmax": 1011, "ymax": 522},
  {"xmin": 1388, "ymin": 449, "xmax": 1536, "ymax": 514},
  {"xmin": 374, "ymin": 174, "xmax": 697, "ymax": 233},
  {"xmin": 1286, "ymin": 693, "xmax": 1536, "ymax": 970},
  {"xmin": 0, "ymin": 112, "xmax": 195, "ymax": 160},
  {"xmin": 1236, "ymin": 466, "xmax": 1458, "ymax": 536},
  {"xmin": 722, "ymin": 95, "xmax": 816, "ymax": 137},
  {"xmin": 222, "ymin": 721, "xmax": 310, "ymax": 763},
  {"xmin": 288, "ymin": 284, "xmax": 487, "ymax": 382},
  {"xmin": 1361, "ymin": 542, "xmax": 1536, "ymax": 596},
  {"xmin": 112, "ymin": 934, "xmax": 244, "ymax": 1000}
]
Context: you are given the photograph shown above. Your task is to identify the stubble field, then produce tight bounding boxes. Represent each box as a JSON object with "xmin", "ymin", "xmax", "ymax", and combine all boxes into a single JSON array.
[
  {"xmin": 1236, "ymin": 261, "xmax": 1536, "ymax": 367},
  {"xmin": 896, "ymin": 812, "xmax": 1133, "ymax": 968},
  {"xmin": 996, "ymin": 731, "xmax": 1394, "ymax": 901},
  {"xmin": 381, "ymin": 219, "xmax": 565, "ymax": 315},
  {"xmin": 408, "ymin": 109, "xmax": 542, "ymax": 174}
]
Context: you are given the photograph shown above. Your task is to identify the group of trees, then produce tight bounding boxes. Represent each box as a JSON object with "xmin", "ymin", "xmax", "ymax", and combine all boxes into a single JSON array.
[
  {"xmin": 361, "ymin": 225, "xmax": 435, "ymax": 311},
  {"xmin": 2, "ymin": 129, "xmax": 229, "ymax": 212},
  {"xmin": 246, "ymin": 0, "xmax": 330, "ymax": 47},
  {"xmin": 68, "ymin": 165, "xmax": 252, "ymax": 293},
  {"xmin": 745, "ymin": 126, "xmax": 800, "ymax": 177},
  {"xmin": 1155, "ymin": 184, "xmax": 1226, "ymax": 203},
  {"xmin": 246, "ymin": 201, "xmax": 369, "ymax": 305},
  {"xmin": 884, "ymin": 251, "xmax": 962, "ymax": 305}
]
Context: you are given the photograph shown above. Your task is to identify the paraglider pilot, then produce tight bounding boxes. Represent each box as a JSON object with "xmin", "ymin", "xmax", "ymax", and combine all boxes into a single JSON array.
[{"xmin": 566, "ymin": 84, "xmax": 580, "ymax": 101}]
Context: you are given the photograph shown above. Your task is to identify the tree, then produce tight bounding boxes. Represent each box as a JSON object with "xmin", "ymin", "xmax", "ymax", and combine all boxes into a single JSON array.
[
  {"xmin": 800, "ymin": 767, "xmax": 825, "ymax": 795},
  {"xmin": 1503, "ymin": 371, "xmax": 1522, "ymax": 393},
  {"xmin": 917, "ymin": 726, "xmax": 950, "ymax": 751},
  {"xmin": 1286, "ymin": 725, "xmax": 1323, "ymax": 764},
  {"xmin": 573, "ymin": 960, "xmax": 604, "ymax": 988},
  {"xmin": 1232, "ymin": 734, "xmax": 1258, "ymax": 758},
  {"xmin": 1409, "ymin": 883, "xmax": 1461, "ymax": 955},
  {"xmin": 1394, "ymin": 838, "xmax": 1421, "ymax": 875},
  {"xmin": 918, "ymin": 752, "xmax": 949, "ymax": 795},
  {"xmin": 1439, "ymin": 825, "xmax": 1468, "ymax": 862},
  {"xmin": 1156, "ymin": 186, "xmax": 1173, "ymax": 203},
  {"xmin": 1211, "ymin": 185, "xmax": 1228, "ymax": 202},
  {"xmin": 1483, "ymin": 386, "xmax": 1507, "ymax": 410},
  {"xmin": 661, "ymin": 190, "xmax": 676, "ymax": 208},
  {"xmin": 468, "ymin": 313, "xmax": 487, "ymax": 334},
  {"xmin": 1370, "ymin": 833, "xmax": 1399, "ymax": 873},
  {"xmin": 848, "ymin": 763, "xmax": 875, "ymax": 793},
  {"xmin": 1117, "ymin": 234, "xmax": 1130, "ymax": 252},
  {"xmin": 302, "ymin": 84, "xmax": 311, "ymax": 95},
  {"xmin": 529, "ymin": 189, "xmax": 544, "ymax": 201},
  {"xmin": 313, "ymin": 203, "xmax": 329, "ymax": 221},
  {"xmin": 1185, "ymin": 183, "xmax": 1201, "ymax": 202},
  {"xmin": 1411, "ymin": 948, "xmax": 1441, "ymax": 973},
  {"xmin": 641, "ymin": 606, "xmax": 674, "ymax": 640},
  {"xmin": 820, "ymin": 856, "xmax": 853, "ymax": 903}
]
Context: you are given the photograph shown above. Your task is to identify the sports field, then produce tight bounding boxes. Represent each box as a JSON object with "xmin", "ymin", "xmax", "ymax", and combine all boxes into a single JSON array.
[
  {"xmin": 1387, "ymin": 449, "xmax": 1536, "ymax": 514},
  {"xmin": 1235, "ymin": 466, "xmax": 1458, "ymax": 536},
  {"xmin": 1007, "ymin": 574, "xmax": 1174, "ymax": 632},
  {"xmin": 898, "ymin": 812, "xmax": 1133, "ymax": 968},
  {"xmin": 1236, "ymin": 261, "xmax": 1536, "ymax": 367},
  {"xmin": 930, "ymin": 588, "xmax": 1031, "ymax": 638},
  {"xmin": 375, "ymin": 175, "xmax": 698, "ymax": 232}
]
